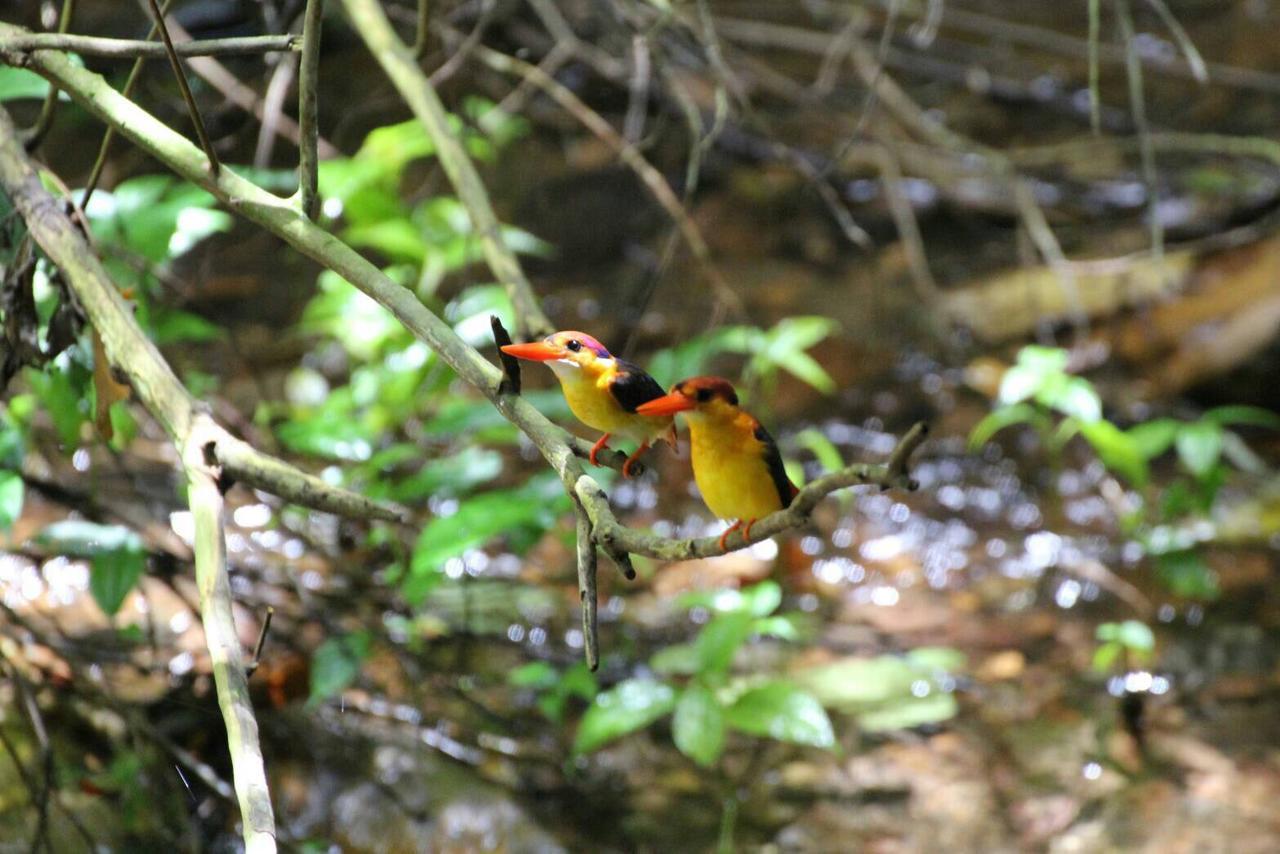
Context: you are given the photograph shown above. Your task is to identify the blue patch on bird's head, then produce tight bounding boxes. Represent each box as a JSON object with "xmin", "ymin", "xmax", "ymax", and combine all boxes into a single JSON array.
[{"xmin": 547, "ymin": 330, "xmax": 611, "ymax": 359}]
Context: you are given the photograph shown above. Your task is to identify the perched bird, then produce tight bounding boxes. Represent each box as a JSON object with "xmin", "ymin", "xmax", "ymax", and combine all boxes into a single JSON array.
[
  {"xmin": 637, "ymin": 376, "xmax": 798, "ymax": 551},
  {"xmin": 501, "ymin": 331, "xmax": 675, "ymax": 477}
]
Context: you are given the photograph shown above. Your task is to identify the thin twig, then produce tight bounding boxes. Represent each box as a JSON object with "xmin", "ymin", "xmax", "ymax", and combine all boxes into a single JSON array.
[
  {"xmin": 297, "ymin": 0, "xmax": 324, "ymax": 219},
  {"xmin": 254, "ymin": 52, "xmax": 298, "ymax": 168},
  {"xmin": 21, "ymin": 0, "xmax": 73, "ymax": 152},
  {"xmin": 1143, "ymin": 0, "xmax": 1208, "ymax": 84},
  {"xmin": 413, "ymin": 0, "xmax": 430, "ymax": 59},
  {"xmin": 575, "ymin": 506, "xmax": 599, "ymax": 672},
  {"xmin": 1116, "ymin": 0, "xmax": 1162, "ymax": 259},
  {"xmin": 247, "ymin": 606, "xmax": 274, "ymax": 676},
  {"xmin": 145, "ymin": 0, "xmax": 220, "ymax": 175},
  {"xmin": 7, "ymin": 33, "xmax": 299, "ymax": 58},
  {"xmin": 1088, "ymin": 0, "xmax": 1102, "ymax": 134},
  {"xmin": 81, "ymin": 0, "xmax": 175, "ymax": 212},
  {"xmin": 462, "ymin": 38, "xmax": 745, "ymax": 315}
]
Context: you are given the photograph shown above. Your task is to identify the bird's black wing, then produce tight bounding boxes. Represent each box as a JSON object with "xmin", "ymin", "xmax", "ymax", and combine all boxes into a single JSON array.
[
  {"xmin": 608, "ymin": 359, "xmax": 667, "ymax": 413},
  {"xmin": 754, "ymin": 423, "xmax": 799, "ymax": 508}
]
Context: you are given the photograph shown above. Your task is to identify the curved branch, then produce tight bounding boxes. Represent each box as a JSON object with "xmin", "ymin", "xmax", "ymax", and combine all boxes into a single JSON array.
[{"xmin": 577, "ymin": 423, "xmax": 928, "ymax": 561}]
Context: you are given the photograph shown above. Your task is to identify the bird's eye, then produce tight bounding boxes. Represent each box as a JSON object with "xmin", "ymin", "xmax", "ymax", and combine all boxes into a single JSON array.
[
  {"xmin": 566, "ymin": 339, "xmax": 582, "ymax": 352},
  {"xmin": 696, "ymin": 388, "xmax": 712, "ymax": 403}
]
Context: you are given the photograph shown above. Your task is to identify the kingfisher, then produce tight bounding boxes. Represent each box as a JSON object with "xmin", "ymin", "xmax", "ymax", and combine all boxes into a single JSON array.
[
  {"xmin": 501, "ymin": 331, "xmax": 676, "ymax": 477},
  {"xmin": 636, "ymin": 376, "xmax": 798, "ymax": 551}
]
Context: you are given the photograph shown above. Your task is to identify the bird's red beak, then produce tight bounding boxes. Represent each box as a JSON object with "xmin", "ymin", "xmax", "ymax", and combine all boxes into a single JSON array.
[
  {"xmin": 635, "ymin": 393, "xmax": 695, "ymax": 416},
  {"xmin": 500, "ymin": 342, "xmax": 561, "ymax": 361}
]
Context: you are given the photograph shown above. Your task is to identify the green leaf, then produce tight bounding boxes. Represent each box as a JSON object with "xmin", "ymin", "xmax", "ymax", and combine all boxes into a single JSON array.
[
  {"xmin": 906, "ymin": 646, "xmax": 968, "ymax": 672},
  {"xmin": 678, "ymin": 580, "xmax": 782, "ymax": 618},
  {"xmin": 673, "ymin": 684, "xmax": 726, "ymax": 766},
  {"xmin": 1156, "ymin": 549, "xmax": 1218, "ymax": 599},
  {"xmin": 1080, "ymin": 420, "xmax": 1148, "ymax": 487},
  {"xmin": 149, "ymin": 309, "xmax": 224, "ymax": 345},
  {"xmin": 694, "ymin": 611, "xmax": 755, "ymax": 676},
  {"xmin": 968, "ymin": 402, "xmax": 1042, "ymax": 449},
  {"xmin": 0, "ymin": 416, "xmax": 23, "ymax": 469},
  {"xmin": 1016, "ymin": 345, "xmax": 1071, "ymax": 373},
  {"xmin": 793, "ymin": 428, "xmax": 845, "ymax": 473},
  {"xmin": 0, "ymin": 471, "xmax": 24, "ymax": 532},
  {"xmin": 26, "ymin": 365, "xmax": 86, "ymax": 449},
  {"xmin": 409, "ymin": 474, "xmax": 568, "ymax": 599},
  {"xmin": 388, "ymin": 447, "xmax": 502, "ymax": 502},
  {"xmin": 724, "ymin": 681, "xmax": 835, "ymax": 749},
  {"xmin": 275, "ymin": 418, "xmax": 374, "ymax": 462},
  {"xmin": 1095, "ymin": 620, "xmax": 1154, "ymax": 652},
  {"xmin": 90, "ymin": 548, "xmax": 146, "ymax": 617},
  {"xmin": 509, "ymin": 661, "xmax": 558, "ymax": 689},
  {"xmin": 308, "ymin": 632, "xmax": 371, "ymax": 705},
  {"xmin": 1176, "ymin": 420, "xmax": 1224, "ymax": 478},
  {"xmin": 1128, "ymin": 418, "xmax": 1180, "ymax": 460},
  {"xmin": 997, "ymin": 365, "xmax": 1046, "ymax": 405},
  {"xmin": 1043, "ymin": 376, "xmax": 1102, "ymax": 423},
  {"xmin": 1092, "ymin": 641, "xmax": 1123, "ymax": 672},
  {"xmin": 649, "ymin": 642, "xmax": 701, "ymax": 676},
  {"xmin": 573, "ymin": 678, "xmax": 676, "ymax": 753},
  {"xmin": 856, "ymin": 691, "xmax": 957, "ymax": 732},
  {"xmin": 752, "ymin": 615, "xmax": 800, "ymax": 641},
  {"xmin": 0, "ymin": 66, "xmax": 50, "ymax": 102},
  {"xmin": 35, "ymin": 520, "xmax": 143, "ymax": 556},
  {"xmin": 773, "ymin": 351, "xmax": 836, "ymax": 394},
  {"xmin": 446, "ymin": 285, "xmax": 515, "ymax": 347},
  {"xmin": 1203, "ymin": 405, "xmax": 1280, "ymax": 431}
]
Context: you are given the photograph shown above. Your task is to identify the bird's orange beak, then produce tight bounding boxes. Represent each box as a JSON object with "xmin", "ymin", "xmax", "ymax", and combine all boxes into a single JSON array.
[
  {"xmin": 635, "ymin": 393, "xmax": 695, "ymax": 417},
  {"xmin": 500, "ymin": 342, "xmax": 561, "ymax": 361}
]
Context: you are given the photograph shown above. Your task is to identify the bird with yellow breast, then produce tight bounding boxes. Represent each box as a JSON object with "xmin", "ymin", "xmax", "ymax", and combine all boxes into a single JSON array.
[
  {"xmin": 501, "ymin": 331, "xmax": 676, "ymax": 477},
  {"xmin": 637, "ymin": 376, "xmax": 798, "ymax": 551}
]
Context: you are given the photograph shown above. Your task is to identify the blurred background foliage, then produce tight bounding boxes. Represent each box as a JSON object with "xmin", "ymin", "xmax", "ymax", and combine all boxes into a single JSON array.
[{"xmin": 3, "ymin": 0, "xmax": 1280, "ymax": 851}]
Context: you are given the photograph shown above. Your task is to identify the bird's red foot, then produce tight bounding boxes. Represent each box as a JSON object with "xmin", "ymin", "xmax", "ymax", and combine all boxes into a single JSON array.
[
  {"xmin": 588, "ymin": 433, "xmax": 612, "ymax": 467},
  {"xmin": 717, "ymin": 520, "xmax": 743, "ymax": 551},
  {"xmin": 743, "ymin": 518, "xmax": 759, "ymax": 541},
  {"xmin": 621, "ymin": 441, "xmax": 650, "ymax": 478}
]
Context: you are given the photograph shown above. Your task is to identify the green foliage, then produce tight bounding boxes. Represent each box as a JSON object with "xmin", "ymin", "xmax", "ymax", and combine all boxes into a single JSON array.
[
  {"xmin": 0, "ymin": 410, "xmax": 24, "ymax": 531},
  {"xmin": 793, "ymin": 647, "xmax": 965, "ymax": 733},
  {"xmin": 969, "ymin": 346, "xmax": 1277, "ymax": 599},
  {"xmin": 508, "ymin": 660, "xmax": 598, "ymax": 723},
  {"xmin": 1093, "ymin": 620, "xmax": 1155, "ymax": 671},
  {"xmin": 647, "ymin": 316, "xmax": 839, "ymax": 396},
  {"xmin": 0, "ymin": 66, "xmax": 51, "ymax": 101},
  {"xmin": 308, "ymin": 631, "xmax": 372, "ymax": 706},
  {"xmin": 407, "ymin": 472, "xmax": 570, "ymax": 603},
  {"xmin": 35, "ymin": 520, "xmax": 147, "ymax": 616},
  {"xmin": 574, "ymin": 581, "xmax": 834, "ymax": 764}
]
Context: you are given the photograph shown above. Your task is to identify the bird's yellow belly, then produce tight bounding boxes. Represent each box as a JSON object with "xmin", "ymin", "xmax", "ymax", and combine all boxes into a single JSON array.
[
  {"xmin": 690, "ymin": 429, "xmax": 785, "ymax": 521},
  {"xmin": 558, "ymin": 374, "xmax": 667, "ymax": 443}
]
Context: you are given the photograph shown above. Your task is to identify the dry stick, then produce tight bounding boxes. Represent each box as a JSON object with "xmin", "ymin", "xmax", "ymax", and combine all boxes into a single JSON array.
[
  {"xmin": 7, "ymin": 33, "xmax": 299, "ymax": 58},
  {"xmin": 21, "ymin": 0, "xmax": 73, "ymax": 152},
  {"xmin": 463, "ymin": 39, "xmax": 745, "ymax": 315},
  {"xmin": 145, "ymin": 0, "xmax": 220, "ymax": 175},
  {"xmin": 296, "ymin": 0, "xmax": 324, "ymax": 219},
  {"xmin": 254, "ymin": 52, "xmax": 298, "ymax": 168},
  {"xmin": 337, "ymin": 0, "xmax": 553, "ymax": 339}
]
